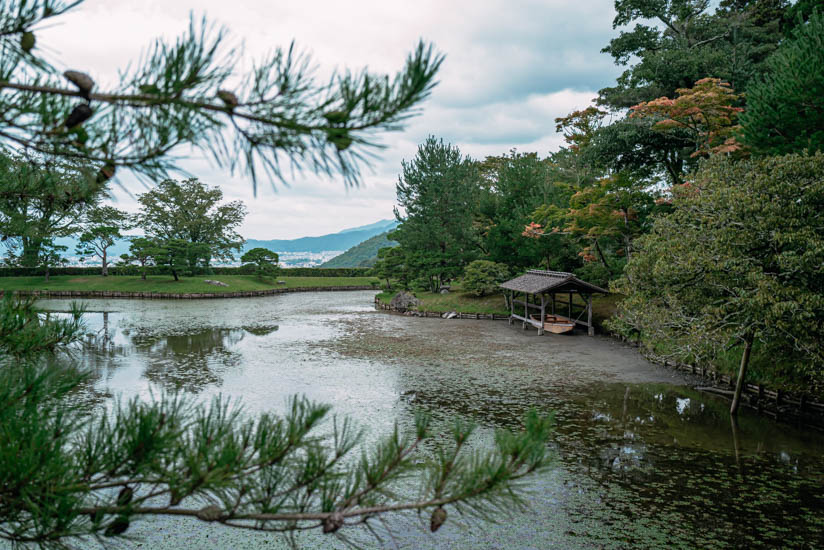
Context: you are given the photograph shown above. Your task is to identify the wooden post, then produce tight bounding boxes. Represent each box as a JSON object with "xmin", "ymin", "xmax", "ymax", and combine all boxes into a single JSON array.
[
  {"xmin": 509, "ymin": 291, "xmax": 514, "ymax": 325},
  {"xmin": 587, "ymin": 294, "xmax": 594, "ymax": 336},
  {"xmin": 568, "ymin": 291, "xmax": 572, "ymax": 319},
  {"xmin": 539, "ymin": 294, "xmax": 545, "ymax": 335},
  {"xmin": 551, "ymin": 293, "xmax": 555, "ymax": 315},
  {"xmin": 523, "ymin": 292, "xmax": 528, "ymax": 330}
]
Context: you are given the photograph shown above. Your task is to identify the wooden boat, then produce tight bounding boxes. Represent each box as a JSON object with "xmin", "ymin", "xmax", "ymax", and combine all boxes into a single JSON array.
[{"xmin": 531, "ymin": 314, "xmax": 575, "ymax": 334}]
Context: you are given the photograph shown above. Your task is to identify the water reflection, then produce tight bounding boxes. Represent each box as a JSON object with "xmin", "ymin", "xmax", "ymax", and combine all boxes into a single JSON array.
[
  {"xmin": 33, "ymin": 296, "xmax": 824, "ymax": 549},
  {"xmin": 73, "ymin": 309, "xmax": 280, "ymax": 392}
]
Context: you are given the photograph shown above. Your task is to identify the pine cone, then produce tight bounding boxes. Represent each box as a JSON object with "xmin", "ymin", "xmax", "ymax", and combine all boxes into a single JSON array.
[
  {"xmin": 217, "ymin": 90, "xmax": 239, "ymax": 108},
  {"xmin": 322, "ymin": 511, "xmax": 344, "ymax": 533},
  {"xmin": 196, "ymin": 504, "xmax": 223, "ymax": 522},
  {"xmin": 20, "ymin": 31, "xmax": 35, "ymax": 53},
  {"xmin": 104, "ymin": 515, "xmax": 130, "ymax": 536},
  {"xmin": 63, "ymin": 70, "xmax": 95, "ymax": 99},
  {"xmin": 430, "ymin": 507, "xmax": 447, "ymax": 532},
  {"xmin": 64, "ymin": 104, "xmax": 93, "ymax": 129}
]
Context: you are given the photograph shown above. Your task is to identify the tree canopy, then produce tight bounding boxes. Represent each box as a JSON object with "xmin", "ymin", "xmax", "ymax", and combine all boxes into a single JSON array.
[
  {"xmin": 740, "ymin": 9, "xmax": 824, "ymax": 156},
  {"xmin": 611, "ymin": 152, "xmax": 824, "ymax": 411},
  {"xmin": 136, "ymin": 178, "xmax": 246, "ymax": 266}
]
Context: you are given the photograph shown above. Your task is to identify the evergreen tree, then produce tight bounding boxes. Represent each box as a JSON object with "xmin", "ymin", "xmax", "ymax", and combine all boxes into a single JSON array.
[
  {"xmin": 75, "ymin": 205, "xmax": 131, "ymax": 276},
  {"xmin": 393, "ymin": 137, "xmax": 482, "ymax": 292},
  {"xmin": 740, "ymin": 10, "xmax": 824, "ymax": 156}
]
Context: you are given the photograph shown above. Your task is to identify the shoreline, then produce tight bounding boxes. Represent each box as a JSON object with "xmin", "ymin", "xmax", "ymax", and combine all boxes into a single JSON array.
[{"xmin": 4, "ymin": 286, "xmax": 376, "ymax": 299}]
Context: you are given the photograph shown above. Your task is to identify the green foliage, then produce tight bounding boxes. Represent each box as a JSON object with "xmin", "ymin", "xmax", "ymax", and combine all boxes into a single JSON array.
[
  {"xmin": 122, "ymin": 237, "xmax": 158, "ymax": 280},
  {"xmin": 0, "ymin": 1, "xmax": 443, "ymax": 188},
  {"xmin": 0, "ymin": 295, "xmax": 83, "ymax": 357},
  {"xmin": 1, "ymin": 358, "xmax": 553, "ymax": 547},
  {"xmin": 600, "ymin": 0, "xmax": 787, "ymax": 110},
  {"xmin": 611, "ymin": 152, "xmax": 824, "ymax": 393},
  {"xmin": 75, "ymin": 205, "xmax": 131, "ymax": 276},
  {"xmin": 462, "ymin": 260, "xmax": 510, "ymax": 297},
  {"xmin": 240, "ymin": 247, "xmax": 279, "ymax": 279},
  {"xmin": 393, "ymin": 137, "xmax": 483, "ymax": 291},
  {"xmin": 372, "ymin": 244, "xmax": 411, "ymax": 289},
  {"xmin": 479, "ymin": 151, "xmax": 577, "ymax": 271},
  {"xmin": 740, "ymin": 10, "xmax": 824, "ymax": 156},
  {"xmin": 321, "ymin": 231, "xmax": 397, "ymax": 268},
  {"xmin": 136, "ymin": 178, "xmax": 246, "ymax": 266},
  {"xmin": 148, "ymin": 239, "xmax": 207, "ymax": 281},
  {"xmin": 0, "ymin": 152, "xmax": 104, "ymax": 267}
]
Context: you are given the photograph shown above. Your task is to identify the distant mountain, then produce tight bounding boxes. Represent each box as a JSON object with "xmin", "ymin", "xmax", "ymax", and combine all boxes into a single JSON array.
[
  {"xmin": 243, "ymin": 219, "xmax": 398, "ymax": 254},
  {"xmin": 54, "ymin": 236, "xmax": 132, "ymax": 258},
  {"xmin": 53, "ymin": 219, "xmax": 400, "ymax": 264},
  {"xmin": 336, "ymin": 219, "xmax": 398, "ymax": 235},
  {"xmin": 320, "ymin": 231, "xmax": 398, "ymax": 268}
]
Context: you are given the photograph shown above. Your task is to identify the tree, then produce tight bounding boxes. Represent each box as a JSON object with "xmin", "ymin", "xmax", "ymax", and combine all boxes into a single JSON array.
[
  {"xmin": 0, "ymin": 2, "xmax": 556, "ymax": 545},
  {"xmin": 0, "ymin": 152, "xmax": 104, "ymax": 267},
  {"xmin": 0, "ymin": 297, "xmax": 553, "ymax": 548},
  {"xmin": 240, "ymin": 247, "xmax": 279, "ymax": 279},
  {"xmin": 122, "ymin": 237, "xmax": 159, "ymax": 280},
  {"xmin": 75, "ymin": 205, "xmax": 131, "ymax": 276},
  {"xmin": 0, "ymin": 1, "xmax": 443, "ymax": 188},
  {"xmin": 151, "ymin": 239, "xmax": 208, "ymax": 281},
  {"xmin": 629, "ymin": 78, "xmax": 746, "ymax": 158},
  {"xmin": 611, "ymin": 153, "xmax": 824, "ymax": 415},
  {"xmin": 136, "ymin": 178, "xmax": 246, "ymax": 267},
  {"xmin": 599, "ymin": 0, "xmax": 788, "ymax": 110},
  {"xmin": 462, "ymin": 260, "xmax": 510, "ymax": 297},
  {"xmin": 530, "ymin": 171, "xmax": 659, "ymax": 281},
  {"xmin": 372, "ymin": 245, "xmax": 411, "ymax": 290},
  {"xmin": 740, "ymin": 10, "xmax": 824, "ymax": 156},
  {"xmin": 478, "ymin": 151, "xmax": 576, "ymax": 271},
  {"xmin": 393, "ymin": 137, "xmax": 482, "ymax": 292},
  {"xmin": 38, "ymin": 239, "xmax": 67, "ymax": 282}
]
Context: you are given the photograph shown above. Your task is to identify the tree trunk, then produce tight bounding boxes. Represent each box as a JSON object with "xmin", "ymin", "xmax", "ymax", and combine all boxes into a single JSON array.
[
  {"xmin": 730, "ymin": 333, "xmax": 753, "ymax": 416},
  {"xmin": 101, "ymin": 249, "xmax": 108, "ymax": 277},
  {"xmin": 171, "ymin": 269, "xmax": 179, "ymax": 281},
  {"xmin": 593, "ymin": 239, "xmax": 611, "ymax": 271},
  {"xmin": 44, "ymin": 266, "xmax": 50, "ymax": 282},
  {"xmin": 21, "ymin": 238, "xmax": 43, "ymax": 268}
]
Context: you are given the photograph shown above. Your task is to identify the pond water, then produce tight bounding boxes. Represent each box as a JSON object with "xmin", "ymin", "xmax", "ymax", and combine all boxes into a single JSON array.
[{"xmin": 36, "ymin": 291, "xmax": 824, "ymax": 549}]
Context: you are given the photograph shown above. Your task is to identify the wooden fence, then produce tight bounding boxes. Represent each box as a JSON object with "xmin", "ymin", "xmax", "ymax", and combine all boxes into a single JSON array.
[{"xmin": 618, "ymin": 336, "xmax": 824, "ymax": 429}]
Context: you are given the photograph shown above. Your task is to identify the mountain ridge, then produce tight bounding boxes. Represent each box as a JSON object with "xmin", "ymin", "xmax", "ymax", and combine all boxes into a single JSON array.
[{"xmin": 54, "ymin": 218, "xmax": 399, "ymax": 260}]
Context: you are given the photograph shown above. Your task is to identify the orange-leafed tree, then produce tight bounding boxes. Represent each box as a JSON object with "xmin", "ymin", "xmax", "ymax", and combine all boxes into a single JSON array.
[{"xmin": 629, "ymin": 78, "xmax": 746, "ymax": 158}]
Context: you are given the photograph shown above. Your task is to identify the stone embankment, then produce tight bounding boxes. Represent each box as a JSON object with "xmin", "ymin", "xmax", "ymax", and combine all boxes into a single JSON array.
[
  {"xmin": 6, "ymin": 286, "xmax": 375, "ymax": 299},
  {"xmin": 375, "ymin": 295, "xmax": 509, "ymax": 320}
]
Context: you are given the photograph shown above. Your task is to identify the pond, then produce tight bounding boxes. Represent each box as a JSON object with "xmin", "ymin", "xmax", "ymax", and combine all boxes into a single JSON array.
[{"xmin": 35, "ymin": 291, "xmax": 824, "ymax": 549}]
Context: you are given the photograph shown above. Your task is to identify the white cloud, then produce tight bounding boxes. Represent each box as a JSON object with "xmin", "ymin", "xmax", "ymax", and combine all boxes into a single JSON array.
[{"xmin": 36, "ymin": 0, "xmax": 620, "ymax": 239}]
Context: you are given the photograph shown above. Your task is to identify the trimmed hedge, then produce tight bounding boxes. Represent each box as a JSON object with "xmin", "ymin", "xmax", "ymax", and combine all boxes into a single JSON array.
[{"xmin": 0, "ymin": 266, "xmax": 372, "ymax": 278}]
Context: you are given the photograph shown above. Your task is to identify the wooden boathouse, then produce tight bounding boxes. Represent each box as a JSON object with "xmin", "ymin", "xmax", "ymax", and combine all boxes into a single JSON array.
[{"xmin": 500, "ymin": 270, "xmax": 609, "ymax": 336}]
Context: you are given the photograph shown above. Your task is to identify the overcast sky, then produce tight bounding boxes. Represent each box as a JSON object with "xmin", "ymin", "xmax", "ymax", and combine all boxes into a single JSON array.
[{"xmin": 39, "ymin": 0, "xmax": 622, "ymax": 239}]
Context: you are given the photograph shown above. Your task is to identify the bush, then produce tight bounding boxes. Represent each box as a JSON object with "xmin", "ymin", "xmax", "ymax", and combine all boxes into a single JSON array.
[{"xmin": 461, "ymin": 260, "xmax": 510, "ymax": 297}]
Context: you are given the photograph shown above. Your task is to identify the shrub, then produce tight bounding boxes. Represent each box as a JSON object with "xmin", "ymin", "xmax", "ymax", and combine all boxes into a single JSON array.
[{"xmin": 462, "ymin": 260, "xmax": 510, "ymax": 297}]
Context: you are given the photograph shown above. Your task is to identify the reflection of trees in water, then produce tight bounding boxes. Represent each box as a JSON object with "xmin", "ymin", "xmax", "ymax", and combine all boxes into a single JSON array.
[
  {"xmin": 76, "ymin": 315, "xmax": 279, "ymax": 393},
  {"xmin": 141, "ymin": 328, "xmax": 246, "ymax": 392}
]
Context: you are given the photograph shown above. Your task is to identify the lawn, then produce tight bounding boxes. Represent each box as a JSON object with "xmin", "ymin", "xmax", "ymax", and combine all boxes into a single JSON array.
[
  {"xmin": 377, "ymin": 284, "xmax": 621, "ymax": 327},
  {"xmin": 0, "ymin": 275, "xmax": 379, "ymax": 294}
]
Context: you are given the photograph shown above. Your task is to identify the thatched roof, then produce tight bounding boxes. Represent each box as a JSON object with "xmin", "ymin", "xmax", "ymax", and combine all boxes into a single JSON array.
[{"xmin": 500, "ymin": 270, "xmax": 609, "ymax": 295}]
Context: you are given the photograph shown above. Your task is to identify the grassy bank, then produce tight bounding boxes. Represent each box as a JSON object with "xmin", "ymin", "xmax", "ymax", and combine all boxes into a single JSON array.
[
  {"xmin": 376, "ymin": 285, "xmax": 620, "ymax": 328},
  {"xmin": 0, "ymin": 275, "xmax": 379, "ymax": 294}
]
